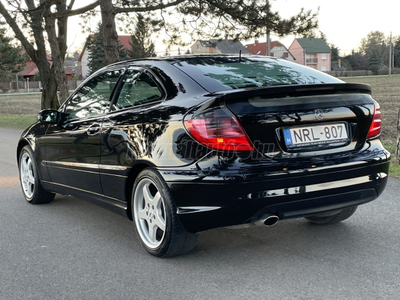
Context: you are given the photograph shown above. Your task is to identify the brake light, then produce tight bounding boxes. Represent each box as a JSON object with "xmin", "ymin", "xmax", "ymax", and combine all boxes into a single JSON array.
[
  {"xmin": 184, "ymin": 107, "xmax": 254, "ymax": 151},
  {"xmin": 367, "ymin": 104, "xmax": 381, "ymax": 139}
]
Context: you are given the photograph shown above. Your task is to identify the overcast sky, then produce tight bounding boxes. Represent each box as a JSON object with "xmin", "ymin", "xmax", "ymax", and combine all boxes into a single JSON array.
[{"xmin": 67, "ymin": 0, "xmax": 400, "ymax": 56}]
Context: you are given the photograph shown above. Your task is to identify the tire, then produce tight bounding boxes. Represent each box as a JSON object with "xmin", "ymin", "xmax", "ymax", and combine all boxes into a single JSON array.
[
  {"xmin": 132, "ymin": 168, "xmax": 198, "ymax": 257},
  {"xmin": 19, "ymin": 145, "xmax": 55, "ymax": 204},
  {"xmin": 305, "ymin": 206, "xmax": 358, "ymax": 225}
]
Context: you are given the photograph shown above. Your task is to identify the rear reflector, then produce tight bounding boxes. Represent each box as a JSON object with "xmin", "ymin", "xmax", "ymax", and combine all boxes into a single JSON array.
[
  {"xmin": 184, "ymin": 107, "xmax": 254, "ymax": 151},
  {"xmin": 367, "ymin": 104, "xmax": 381, "ymax": 139}
]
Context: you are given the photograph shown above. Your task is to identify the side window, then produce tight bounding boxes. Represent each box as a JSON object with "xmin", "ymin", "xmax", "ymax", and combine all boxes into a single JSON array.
[
  {"xmin": 114, "ymin": 69, "xmax": 163, "ymax": 109},
  {"xmin": 64, "ymin": 69, "xmax": 124, "ymax": 120}
]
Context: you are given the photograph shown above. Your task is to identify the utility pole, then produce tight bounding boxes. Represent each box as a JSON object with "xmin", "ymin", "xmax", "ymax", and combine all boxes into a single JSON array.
[
  {"xmin": 393, "ymin": 38, "xmax": 395, "ymax": 69},
  {"xmin": 265, "ymin": 0, "xmax": 271, "ymax": 56},
  {"xmin": 389, "ymin": 32, "xmax": 392, "ymax": 77}
]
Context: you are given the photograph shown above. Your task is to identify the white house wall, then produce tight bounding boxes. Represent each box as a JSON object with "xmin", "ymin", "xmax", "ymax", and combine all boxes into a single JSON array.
[
  {"xmin": 81, "ymin": 50, "xmax": 90, "ymax": 79},
  {"xmin": 270, "ymin": 46, "xmax": 295, "ymax": 61}
]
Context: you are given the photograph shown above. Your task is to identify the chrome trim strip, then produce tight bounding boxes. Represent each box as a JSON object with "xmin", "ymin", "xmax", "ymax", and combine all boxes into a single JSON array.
[
  {"xmin": 101, "ymin": 165, "xmax": 130, "ymax": 171},
  {"xmin": 247, "ymin": 174, "xmax": 384, "ymax": 199},
  {"xmin": 43, "ymin": 161, "xmax": 129, "ymax": 171},
  {"xmin": 42, "ymin": 180, "xmax": 126, "ymax": 205},
  {"xmin": 307, "ymin": 161, "xmax": 367, "ymax": 172},
  {"xmin": 44, "ymin": 166, "xmax": 127, "ymax": 178},
  {"xmin": 177, "ymin": 206, "xmax": 222, "ymax": 215},
  {"xmin": 99, "ymin": 172, "xmax": 127, "ymax": 178}
]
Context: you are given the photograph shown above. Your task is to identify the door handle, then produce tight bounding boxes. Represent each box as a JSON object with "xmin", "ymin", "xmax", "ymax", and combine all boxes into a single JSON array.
[{"xmin": 87, "ymin": 124, "xmax": 101, "ymax": 135}]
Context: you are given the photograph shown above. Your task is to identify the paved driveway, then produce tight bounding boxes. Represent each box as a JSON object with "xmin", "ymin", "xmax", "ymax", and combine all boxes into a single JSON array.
[{"xmin": 1, "ymin": 128, "xmax": 399, "ymax": 299}]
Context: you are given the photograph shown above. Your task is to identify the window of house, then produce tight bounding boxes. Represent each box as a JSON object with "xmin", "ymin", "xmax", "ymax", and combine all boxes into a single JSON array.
[
  {"xmin": 321, "ymin": 54, "xmax": 327, "ymax": 60},
  {"xmin": 321, "ymin": 65, "xmax": 327, "ymax": 71}
]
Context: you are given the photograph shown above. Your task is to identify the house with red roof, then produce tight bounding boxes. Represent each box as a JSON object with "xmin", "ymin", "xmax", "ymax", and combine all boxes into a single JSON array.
[
  {"xmin": 20, "ymin": 55, "xmax": 75, "ymax": 82},
  {"xmin": 246, "ymin": 41, "xmax": 295, "ymax": 61}
]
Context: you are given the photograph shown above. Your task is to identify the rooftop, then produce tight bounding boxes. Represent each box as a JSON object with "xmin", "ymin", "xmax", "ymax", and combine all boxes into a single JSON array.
[{"xmin": 295, "ymin": 38, "xmax": 331, "ymax": 53}]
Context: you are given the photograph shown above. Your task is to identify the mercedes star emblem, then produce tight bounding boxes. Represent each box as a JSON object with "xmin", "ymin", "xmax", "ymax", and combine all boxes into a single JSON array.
[{"xmin": 315, "ymin": 109, "xmax": 324, "ymax": 120}]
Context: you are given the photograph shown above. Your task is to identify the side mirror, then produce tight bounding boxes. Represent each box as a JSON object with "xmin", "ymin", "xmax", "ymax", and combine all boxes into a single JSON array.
[{"xmin": 38, "ymin": 110, "xmax": 60, "ymax": 124}]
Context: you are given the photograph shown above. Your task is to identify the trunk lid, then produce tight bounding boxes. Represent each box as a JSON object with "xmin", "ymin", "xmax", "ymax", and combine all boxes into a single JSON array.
[{"xmin": 222, "ymin": 83, "xmax": 376, "ymax": 158}]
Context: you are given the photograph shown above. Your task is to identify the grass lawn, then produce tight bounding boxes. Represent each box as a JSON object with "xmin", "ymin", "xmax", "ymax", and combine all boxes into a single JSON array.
[
  {"xmin": 342, "ymin": 75, "xmax": 400, "ymax": 142},
  {"xmin": 0, "ymin": 93, "xmax": 41, "ymax": 115},
  {"xmin": 341, "ymin": 75, "xmax": 400, "ymax": 177},
  {"xmin": 382, "ymin": 141, "xmax": 400, "ymax": 177},
  {"xmin": 0, "ymin": 114, "xmax": 37, "ymax": 130}
]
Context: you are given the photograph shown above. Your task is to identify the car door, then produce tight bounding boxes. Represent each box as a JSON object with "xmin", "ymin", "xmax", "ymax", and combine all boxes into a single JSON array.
[
  {"xmin": 99, "ymin": 68, "xmax": 166, "ymax": 201},
  {"xmin": 43, "ymin": 69, "xmax": 125, "ymax": 196}
]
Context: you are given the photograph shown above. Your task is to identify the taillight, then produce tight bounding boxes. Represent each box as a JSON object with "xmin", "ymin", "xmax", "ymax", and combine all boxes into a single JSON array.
[
  {"xmin": 367, "ymin": 104, "xmax": 381, "ymax": 139},
  {"xmin": 184, "ymin": 107, "xmax": 254, "ymax": 151}
]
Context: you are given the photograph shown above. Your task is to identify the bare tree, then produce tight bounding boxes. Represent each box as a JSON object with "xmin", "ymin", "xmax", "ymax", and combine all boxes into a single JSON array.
[
  {"xmin": 0, "ymin": 0, "xmax": 319, "ymax": 109},
  {"xmin": 0, "ymin": 0, "xmax": 98, "ymax": 109},
  {"xmin": 95, "ymin": 0, "xmax": 318, "ymax": 64},
  {"xmin": 97, "ymin": 0, "xmax": 184, "ymax": 64},
  {"xmin": 360, "ymin": 31, "xmax": 391, "ymax": 70}
]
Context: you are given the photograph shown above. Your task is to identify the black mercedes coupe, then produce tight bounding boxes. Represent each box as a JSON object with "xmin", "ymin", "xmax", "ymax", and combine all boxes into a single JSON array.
[{"xmin": 17, "ymin": 56, "xmax": 390, "ymax": 257}]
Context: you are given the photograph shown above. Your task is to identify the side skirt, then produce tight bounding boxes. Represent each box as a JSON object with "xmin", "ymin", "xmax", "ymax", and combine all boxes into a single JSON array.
[{"xmin": 41, "ymin": 180, "xmax": 129, "ymax": 218}]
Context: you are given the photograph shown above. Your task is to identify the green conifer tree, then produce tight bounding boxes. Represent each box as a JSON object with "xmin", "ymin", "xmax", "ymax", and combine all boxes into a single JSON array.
[
  {"xmin": 128, "ymin": 14, "xmax": 156, "ymax": 59},
  {"xmin": 0, "ymin": 24, "xmax": 26, "ymax": 82},
  {"xmin": 87, "ymin": 23, "xmax": 128, "ymax": 75}
]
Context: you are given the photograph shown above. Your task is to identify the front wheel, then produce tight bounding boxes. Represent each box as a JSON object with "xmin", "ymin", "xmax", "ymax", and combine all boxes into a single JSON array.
[
  {"xmin": 305, "ymin": 206, "xmax": 358, "ymax": 225},
  {"xmin": 19, "ymin": 145, "xmax": 55, "ymax": 204},
  {"xmin": 132, "ymin": 168, "xmax": 198, "ymax": 257}
]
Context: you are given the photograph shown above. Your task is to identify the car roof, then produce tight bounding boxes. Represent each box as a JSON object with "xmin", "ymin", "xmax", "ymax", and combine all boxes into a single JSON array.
[{"xmin": 106, "ymin": 54, "xmax": 281, "ymax": 68}]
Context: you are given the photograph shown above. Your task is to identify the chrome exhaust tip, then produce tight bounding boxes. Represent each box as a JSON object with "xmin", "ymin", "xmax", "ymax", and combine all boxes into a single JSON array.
[
  {"xmin": 254, "ymin": 214, "xmax": 279, "ymax": 227},
  {"xmin": 262, "ymin": 214, "xmax": 279, "ymax": 227},
  {"xmin": 226, "ymin": 214, "xmax": 279, "ymax": 229}
]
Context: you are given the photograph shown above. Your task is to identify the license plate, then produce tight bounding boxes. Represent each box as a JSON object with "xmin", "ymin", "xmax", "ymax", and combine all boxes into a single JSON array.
[{"xmin": 283, "ymin": 123, "xmax": 348, "ymax": 148}]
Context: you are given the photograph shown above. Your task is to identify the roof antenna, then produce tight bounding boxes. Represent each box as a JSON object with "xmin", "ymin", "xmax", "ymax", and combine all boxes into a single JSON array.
[{"xmin": 239, "ymin": 50, "xmax": 242, "ymax": 63}]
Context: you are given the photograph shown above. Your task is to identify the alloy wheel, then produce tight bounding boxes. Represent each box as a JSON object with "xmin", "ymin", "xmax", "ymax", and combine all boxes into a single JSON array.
[
  {"xmin": 20, "ymin": 152, "xmax": 35, "ymax": 199},
  {"xmin": 133, "ymin": 178, "xmax": 166, "ymax": 249}
]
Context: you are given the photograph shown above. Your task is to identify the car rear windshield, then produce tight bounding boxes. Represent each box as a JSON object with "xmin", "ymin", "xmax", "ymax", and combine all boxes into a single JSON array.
[{"xmin": 173, "ymin": 56, "xmax": 342, "ymax": 92}]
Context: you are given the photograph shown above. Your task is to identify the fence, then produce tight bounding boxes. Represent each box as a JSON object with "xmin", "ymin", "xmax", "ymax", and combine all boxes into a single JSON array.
[
  {"xmin": 328, "ymin": 68, "xmax": 400, "ymax": 77},
  {"xmin": 0, "ymin": 80, "xmax": 82, "ymax": 92}
]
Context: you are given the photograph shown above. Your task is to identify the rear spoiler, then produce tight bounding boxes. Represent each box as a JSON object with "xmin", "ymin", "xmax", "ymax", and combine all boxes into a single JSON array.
[{"xmin": 221, "ymin": 83, "xmax": 371, "ymax": 101}]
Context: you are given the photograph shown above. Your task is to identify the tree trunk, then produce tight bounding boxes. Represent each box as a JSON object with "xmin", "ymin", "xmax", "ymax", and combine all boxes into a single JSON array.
[
  {"xmin": 0, "ymin": 1, "xmax": 59, "ymax": 110},
  {"xmin": 396, "ymin": 108, "xmax": 400, "ymax": 163},
  {"xmin": 41, "ymin": 74, "xmax": 59, "ymax": 110},
  {"xmin": 0, "ymin": 1, "xmax": 101, "ymax": 110},
  {"xmin": 99, "ymin": 0, "xmax": 119, "ymax": 65},
  {"xmin": 45, "ymin": 14, "xmax": 69, "ymax": 104},
  {"xmin": 36, "ymin": 61, "xmax": 59, "ymax": 110}
]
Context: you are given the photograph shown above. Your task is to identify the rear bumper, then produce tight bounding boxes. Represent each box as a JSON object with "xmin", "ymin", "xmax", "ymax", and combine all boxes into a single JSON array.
[{"xmin": 160, "ymin": 144, "xmax": 390, "ymax": 233}]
